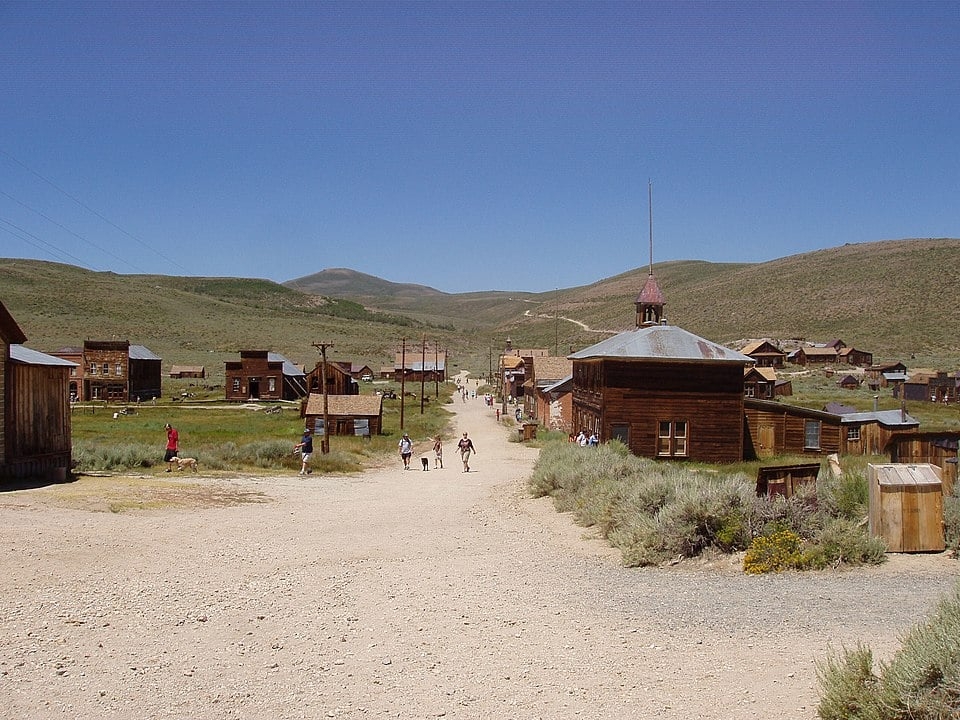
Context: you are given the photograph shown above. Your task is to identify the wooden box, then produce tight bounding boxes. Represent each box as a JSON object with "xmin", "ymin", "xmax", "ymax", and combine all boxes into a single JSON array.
[
  {"xmin": 868, "ymin": 463, "xmax": 945, "ymax": 553},
  {"xmin": 755, "ymin": 463, "xmax": 821, "ymax": 498}
]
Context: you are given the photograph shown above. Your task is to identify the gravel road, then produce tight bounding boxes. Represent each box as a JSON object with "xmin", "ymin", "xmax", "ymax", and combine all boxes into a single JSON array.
[{"xmin": 1, "ymin": 375, "xmax": 958, "ymax": 720}]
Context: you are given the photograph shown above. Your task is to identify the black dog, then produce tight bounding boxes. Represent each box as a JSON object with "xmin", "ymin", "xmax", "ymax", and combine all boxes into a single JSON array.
[{"xmin": 421, "ymin": 456, "xmax": 429, "ymax": 471}]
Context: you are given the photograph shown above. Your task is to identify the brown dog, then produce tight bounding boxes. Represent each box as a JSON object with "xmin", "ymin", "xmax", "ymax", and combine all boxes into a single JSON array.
[{"xmin": 170, "ymin": 456, "xmax": 199, "ymax": 473}]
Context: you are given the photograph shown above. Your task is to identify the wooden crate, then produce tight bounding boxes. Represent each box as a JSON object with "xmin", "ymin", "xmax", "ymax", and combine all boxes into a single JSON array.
[
  {"xmin": 868, "ymin": 463, "xmax": 945, "ymax": 553},
  {"xmin": 755, "ymin": 463, "xmax": 821, "ymax": 498}
]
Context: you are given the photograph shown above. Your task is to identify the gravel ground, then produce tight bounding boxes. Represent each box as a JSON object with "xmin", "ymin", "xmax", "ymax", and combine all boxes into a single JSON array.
[{"xmin": 1, "ymin": 376, "xmax": 958, "ymax": 720}]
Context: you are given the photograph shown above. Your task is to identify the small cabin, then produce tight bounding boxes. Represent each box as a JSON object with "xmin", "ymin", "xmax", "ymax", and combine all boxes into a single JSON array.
[
  {"xmin": 740, "ymin": 339, "xmax": 786, "ymax": 368},
  {"xmin": 301, "ymin": 393, "xmax": 383, "ymax": 437},
  {"xmin": 169, "ymin": 365, "xmax": 205, "ymax": 379}
]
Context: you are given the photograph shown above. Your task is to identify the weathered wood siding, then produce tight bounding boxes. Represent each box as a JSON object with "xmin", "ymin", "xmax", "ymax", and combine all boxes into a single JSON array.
[
  {"xmin": 129, "ymin": 358, "xmax": 162, "ymax": 401},
  {"xmin": 0, "ymin": 346, "xmax": 6, "ymax": 464},
  {"xmin": 574, "ymin": 359, "xmax": 746, "ymax": 463},
  {"xmin": 2, "ymin": 362, "xmax": 72, "ymax": 478},
  {"xmin": 743, "ymin": 402, "xmax": 842, "ymax": 459},
  {"xmin": 225, "ymin": 352, "xmax": 285, "ymax": 401},
  {"xmin": 889, "ymin": 433, "xmax": 959, "ymax": 496}
]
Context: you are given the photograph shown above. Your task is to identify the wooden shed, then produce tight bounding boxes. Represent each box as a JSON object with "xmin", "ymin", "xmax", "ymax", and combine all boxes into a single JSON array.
[
  {"xmin": 743, "ymin": 398, "xmax": 843, "ymax": 459},
  {"xmin": 868, "ymin": 463, "xmax": 945, "ymax": 553},
  {"xmin": 1, "ymin": 302, "xmax": 76, "ymax": 481},
  {"xmin": 301, "ymin": 393, "xmax": 383, "ymax": 437}
]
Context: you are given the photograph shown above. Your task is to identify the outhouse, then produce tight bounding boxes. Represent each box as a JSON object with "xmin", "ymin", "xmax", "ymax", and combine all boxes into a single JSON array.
[{"xmin": 867, "ymin": 463, "xmax": 945, "ymax": 553}]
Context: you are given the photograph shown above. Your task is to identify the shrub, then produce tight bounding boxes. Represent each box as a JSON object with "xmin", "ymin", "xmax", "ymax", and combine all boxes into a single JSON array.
[
  {"xmin": 944, "ymin": 483, "xmax": 960, "ymax": 557},
  {"xmin": 743, "ymin": 528, "xmax": 807, "ymax": 574},
  {"xmin": 818, "ymin": 468, "xmax": 870, "ymax": 521},
  {"xmin": 816, "ymin": 582, "xmax": 960, "ymax": 720},
  {"xmin": 815, "ymin": 644, "xmax": 881, "ymax": 720}
]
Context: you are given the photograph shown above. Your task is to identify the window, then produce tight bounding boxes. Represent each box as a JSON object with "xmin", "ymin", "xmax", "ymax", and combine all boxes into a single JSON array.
[
  {"xmin": 115, "ymin": 363, "xmax": 123, "ymax": 376},
  {"xmin": 611, "ymin": 424, "xmax": 629, "ymax": 445},
  {"xmin": 847, "ymin": 426, "xmax": 861, "ymax": 441},
  {"xmin": 90, "ymin": 362, "xmax": 98, "ymax": 375},
  {"xmin": 744, "ymin": 384, "xmax": 755, "ymax": 397},
  {"xmin": 232, "ymin": 377, "xmax": 241, "ymax": 392},
  {"xmin": 268, "ymin": 377, "xmax": 277, "ymax": 392},
  {"xmin": 804, "ymin": 420, "xmax": 821, "ymax": 450},
  {"xmin": 657, "ymin": 420, "xmax": 688, "ymax": 457}
]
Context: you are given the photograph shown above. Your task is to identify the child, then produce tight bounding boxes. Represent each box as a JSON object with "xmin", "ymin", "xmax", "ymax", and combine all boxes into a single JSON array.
[{"xmin": 433, "ymin": 435, "xmax": 443, "ymax": 469}]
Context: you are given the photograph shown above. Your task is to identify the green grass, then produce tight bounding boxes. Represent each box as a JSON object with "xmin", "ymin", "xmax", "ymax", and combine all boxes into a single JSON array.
[{"xmin": 70, "ymin": 382, "xmax": 457, "ymax": 474}]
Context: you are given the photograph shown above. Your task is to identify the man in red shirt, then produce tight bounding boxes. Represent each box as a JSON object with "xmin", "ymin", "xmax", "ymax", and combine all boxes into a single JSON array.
[{"xmin": 164, "ymin": 423, "xmax": 179, "ymax": 471}]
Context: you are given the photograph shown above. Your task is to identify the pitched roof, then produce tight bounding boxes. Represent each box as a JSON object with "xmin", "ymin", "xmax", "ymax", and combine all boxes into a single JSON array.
[
  {"xmin": 9, "ymin": 345, "xmax": 77, "ymax": 367},
  {"xmin": 129, "ymin": 344, "xmax": 161, "ymax": 360},
  {"xmin": 569, "ymin": 324, "xmax": 752, "ymax": 364},
  {"xmin": 532, "ymin": 356, "xmax": 573, "ymax": 381},
  {"xmin": 744, "ymin": 366, "xmax": 777, "ymax": 381},
  {"xmin": 635, "ymin": 273, "xmax": 665, "ymax": 305},
  {"xmin": 501, "ymin": 355, "xmax": 524, "ymax": 369},
  {"xmin": 267, "ymin": 352, "xmax": 304, "ymax": 377},
  {"xmin": 303, "ymin": 393, "xmax": 383, "ymax": 416},
  {"xmin": 542, "ymin": 374, "xmax": 573, "ymax": 394},
  {"xmin": 840, "ymin": 409, "xmax": 919, "ymax": 428},
  {"xmin": 0, "ymin": 301, "xmax": 27, "ymax": 345}
]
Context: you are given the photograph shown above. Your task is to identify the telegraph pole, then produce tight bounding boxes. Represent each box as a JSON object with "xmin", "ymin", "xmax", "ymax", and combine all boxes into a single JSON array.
[
  {"xmin": 420, "ymin": 335, "xmax": 426, "ymax": 414},
  {"xmin": 400, "ymin": 337, "xmax": 406, "ymax": 430},
  {"xmin": 434, "ymin": 343, "xmax": 440, "ymax": 398},
  {"xmin": 311, "ymin": 342, "xmax": 333, "ymax": 454}
]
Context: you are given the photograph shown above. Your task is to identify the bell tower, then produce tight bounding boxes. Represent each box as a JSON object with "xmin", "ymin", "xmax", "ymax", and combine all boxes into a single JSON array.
[{"xmin": 635, "ymin": 181, "xmax": 665, "ymax": 327}]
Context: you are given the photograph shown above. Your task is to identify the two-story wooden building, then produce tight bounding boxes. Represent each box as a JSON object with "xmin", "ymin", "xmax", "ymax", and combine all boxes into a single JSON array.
[
  {"xmin": 225, "ymin": 351, "xmax": 307, "ymax": 401},
  {"xmin": 50, "ymin": 340, "xmax": 162, "ymax": 402},
  {"xmin": 741, "ymin": 339, "xmax": 786, "ymax": 368},
  {"xmin": 569, "ymin": 272, "xmax": 753, "ymax": 463},
  {"xmin": 306, "ymin": 361, "xmax": 358, "ymax": 396}
]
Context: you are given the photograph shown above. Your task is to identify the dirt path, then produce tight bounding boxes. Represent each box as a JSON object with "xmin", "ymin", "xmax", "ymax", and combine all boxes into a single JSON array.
[{"xmin": 1, "ymin": 378, "xmax": 958, "ymax": 719}]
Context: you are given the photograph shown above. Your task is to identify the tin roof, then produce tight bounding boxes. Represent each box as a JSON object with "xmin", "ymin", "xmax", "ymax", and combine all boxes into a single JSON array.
[
  {"xmin": 10, "ymin": 344, "xmax": 78, "ymax": 367},
  {"xmin": 268, "ymin": 352, "xmax": 305, "ymax": 377},
  {"xmin": 129, "ymin": 344, "xmax": 161, "ymax": 360},
  {"xmin": 303, "ymin": 393, "xmax": 383, "ymax": 416},
  {"xmin": 840, "ymin": 409, "xmax": 919, "ymax": 428},
  {"xmin": 569, "ymin": 324, "xmax": 752, "ymax": 363},
  {"xmin": 542, "ymin": 374, "xmax": 573, "ymax": 394}
]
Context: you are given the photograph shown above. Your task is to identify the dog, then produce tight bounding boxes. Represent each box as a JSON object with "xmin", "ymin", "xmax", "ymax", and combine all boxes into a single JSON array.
[
  {"xmin": 169, "ymin": 456, "xmax": 199, "ymax": 473},
  {"xmin": 421, "ymin": 456, "xmax": 430, "ymax": 471}
]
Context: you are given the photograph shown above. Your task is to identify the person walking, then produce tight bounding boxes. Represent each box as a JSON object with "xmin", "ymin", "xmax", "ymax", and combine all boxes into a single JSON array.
[
  {"xmin": 457, "ymin": 432, "xmax": 476, "ymax": 473},
  {"xmin": 294, "ymin": 428, "xmax": 313, "ymax": 475},
  {"xmin": 163, "ymin": 423, "xmax": 179, "ymax": 471},
  {"xmin": 433, "ymin": 435, "xmax": 443, "ymax": 469},
  {"xmin": 398, "ymin": 432, "xmax": 413, "ymax": 470}
]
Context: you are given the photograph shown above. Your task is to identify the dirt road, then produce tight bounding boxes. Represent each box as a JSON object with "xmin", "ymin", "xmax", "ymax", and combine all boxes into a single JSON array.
[{"xmin": 1, "ymin": 376, "xmax": 958, "ymax": 719}]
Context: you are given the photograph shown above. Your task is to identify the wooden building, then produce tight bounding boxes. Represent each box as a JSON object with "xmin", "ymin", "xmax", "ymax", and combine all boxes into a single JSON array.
[
  {"xmin": 538, "ymin": 374, "xmax": 573, "ymax": 433},
  {"xmin": 740, "ymin": 339, "xmax": 786, "ymax": 368},
  {"xmin": 791, "ymin": 346, "xmax": 839, "ymax": 366},
  {"xmin": 169, "ymin": 365, "xmax": 206, "ymax": 379},
  {"xmin": 524, "ymin": 355, "xmax": 573, "ymax": 423},
  {"xmin": 898, "ymin": 370, "xmax": 959, "ymax": 403},
  {"xmin": 49, "ymin": 340, "xmax": 162, "ymax": 402},
  {"xmin": 888, "ymin": 431, "xmax": 959, "ymax": 496},
  {"xmin": 1, "ymin": 302, "xmax": 76, "ymax": 481},
  {"xmin": 743, "ymin": 398, "xmax": 843, "ymax": 459},
  {"xmin": 302, "ymin": 393, "xmax": 383, "ymax": 437},
  {"xmin": 743, "ymin": 366, "xmax": 777, "ymax": 399},
  {"xmin": 569, "ymin": 272, "xmax": 753, "ymax": 463},
  {"xmin": 838, "ymin": 346, "xmax": 874, "ymax": 367},
  {"xmin": 224, "ymin": 351, "xmax": 307, "ymax": 401},
  {"xmin": 867, "ymin": 362, "xmax": 907, "ymax": 382},
  {"xmin": 394, "ymin": 345, "xmax": 447, "ymax": 383},
  {"xmin": 837, "ymin": 374, "xmax": 861, "ymax": 390},
  {"xmin": 744, "ymin": 398, "xmax": 920, "ymax": 459},
  {"xmin": 306, "ymin": 361, "xmax": 358, "ymax": 396}
]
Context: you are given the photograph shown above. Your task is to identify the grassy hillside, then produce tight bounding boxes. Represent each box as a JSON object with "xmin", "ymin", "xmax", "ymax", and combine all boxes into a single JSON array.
[{"xmin": 4, "ymin": 238, "xmax": 960, "ymax": 381}]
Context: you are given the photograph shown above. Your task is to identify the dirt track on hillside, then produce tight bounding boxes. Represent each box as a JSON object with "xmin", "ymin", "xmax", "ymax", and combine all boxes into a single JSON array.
[{"xmin": 1, "ymin": 375, "xmax": 958, "ymax": 720}]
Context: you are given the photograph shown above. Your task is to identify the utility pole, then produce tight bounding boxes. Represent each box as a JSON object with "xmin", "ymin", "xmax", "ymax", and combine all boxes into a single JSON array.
[
  {"xmin": 420, "ymin": 335, "xmax": 426, "ymax": 414},
  {"xmin": 311, "ymin": 342, "xmax": 333, "ymax": 454},
  {"xmin": 400, "ymin": 337, "xmax": 406, "ymax": 430},
  {"xmin": 434, "ymin": 343, "xmax": 440, "ymax": 398}
]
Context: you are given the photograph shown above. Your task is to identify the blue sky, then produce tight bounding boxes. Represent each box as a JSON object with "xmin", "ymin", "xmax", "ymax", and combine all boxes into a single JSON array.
[{"xmin": 1, "ymin": 1, "xmax": 958, "ymax": 293}]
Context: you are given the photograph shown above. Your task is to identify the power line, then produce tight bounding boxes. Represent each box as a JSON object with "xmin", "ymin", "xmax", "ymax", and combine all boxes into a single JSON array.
[
  {"xmin": 0, "ymin": 216, "xmax": 92, "ymax": 269},
  {"xmin": 0, "ymin": 189, "xmax": 147, "ymax": 274},
  {"xmin": 0, "ymin": 148, "xmax": 190, "ymax": 274}
]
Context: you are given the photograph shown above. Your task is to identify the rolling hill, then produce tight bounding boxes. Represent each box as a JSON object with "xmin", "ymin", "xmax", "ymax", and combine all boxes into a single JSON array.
[{"xmin": 2, "ymin": 238, "xmax": 959, "ymax": 383}]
